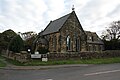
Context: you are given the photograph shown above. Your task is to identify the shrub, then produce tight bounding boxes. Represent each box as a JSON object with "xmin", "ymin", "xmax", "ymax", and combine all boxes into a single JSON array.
[
  {"xmin": 9, "ymin": 35, "xmax": 24, "ymax": 53},
  {"xmin": 38, "ymin": 47, "xmax": 49, "ymax": 54}
]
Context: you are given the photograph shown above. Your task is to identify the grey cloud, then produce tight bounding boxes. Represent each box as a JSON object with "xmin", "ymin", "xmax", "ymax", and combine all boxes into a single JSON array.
[
  {"xmin": 0, "ymin": 0, "xmax": 120, "ymax": 36},
  {"xmin": 0, "ymin": 0, "xmax": 10, "ymax": 15},
  {"xmin": 107, "ymin": 4, "xmax": 120, "ymax": 18}
]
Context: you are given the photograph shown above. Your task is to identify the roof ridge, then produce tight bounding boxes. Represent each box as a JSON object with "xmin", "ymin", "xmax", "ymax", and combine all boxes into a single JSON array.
[
  {"xmin": 42, "ymin": 12, "xmax": 72, "ymax": 35},
  {"xmin": 52, "ymin": 12, "xmax": 71, "ymax": 22}
]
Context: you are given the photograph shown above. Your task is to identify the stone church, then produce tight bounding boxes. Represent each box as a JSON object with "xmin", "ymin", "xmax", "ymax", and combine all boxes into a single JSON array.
[{"xmin": 35, "ymin": 10, "xmax": 104, "ymax": 53}]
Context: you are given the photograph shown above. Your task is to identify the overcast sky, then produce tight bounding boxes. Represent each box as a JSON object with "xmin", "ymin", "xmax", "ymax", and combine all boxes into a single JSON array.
[{"xmin": 0, "ymin": 0, "xmax": 120, "ymax": 36}]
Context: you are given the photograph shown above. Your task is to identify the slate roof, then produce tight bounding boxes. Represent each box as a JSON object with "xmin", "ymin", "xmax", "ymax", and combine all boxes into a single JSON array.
[
  {"xmin": 33, "ymin": 34, "xmax": 48, "ymax": 45},
  {"xmin": 85, "ymin": 31, "xmax": 104, "ymax": 44},
  {"xmin": 37, "ymin": 37, "xmax": 48, "ymax": 45},
  {"xmin": 42, "ymin": 12, "xmax": 71, "ymax": 35}
]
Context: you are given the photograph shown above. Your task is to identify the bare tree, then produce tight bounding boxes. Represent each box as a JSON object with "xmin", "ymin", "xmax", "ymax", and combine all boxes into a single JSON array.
[
  {"xmin": 101, "ymin": 21, "xmax": 120, "ymax": 40},
  {"xmin": 20, "ymin": 31, "xmax": 37, "ymax": 40},
  {"xmin": 107, "ymin": 21, "xmax": 120, "ymax": 40}
]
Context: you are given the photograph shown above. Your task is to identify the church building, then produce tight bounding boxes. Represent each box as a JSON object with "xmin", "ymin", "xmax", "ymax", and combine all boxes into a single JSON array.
[{"xmin": 35, "ymin": 9, "xmax": 104, "ymax": 53}]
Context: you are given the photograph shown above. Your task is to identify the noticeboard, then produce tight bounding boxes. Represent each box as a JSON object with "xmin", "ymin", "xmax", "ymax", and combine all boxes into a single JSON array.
[{"xmin": 31, "ymin": 54, "xmax": 41, "ymax": 58}]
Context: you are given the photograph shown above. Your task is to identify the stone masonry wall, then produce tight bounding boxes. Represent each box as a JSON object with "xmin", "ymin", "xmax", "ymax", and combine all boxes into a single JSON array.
[
  {"xmin": 59, "ymin": 11, "xmax": 87, "ymax": 52},
  {"xmin": 48, "ymin": 50, "xmax": 120, "ymax": 60}
]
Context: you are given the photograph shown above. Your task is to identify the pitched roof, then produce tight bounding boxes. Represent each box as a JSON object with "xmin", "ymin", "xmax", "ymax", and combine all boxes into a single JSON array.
[
  {"xmin": 42, "ymin": 12, "xmax": 71, "ymax": 35},
  {"xmin": 33, "ymin": 34, "xmax": 48, "ymax": 45},
  {"xmin": 85, "ymin": 31, "xmax": 104, "ymax": 44}
]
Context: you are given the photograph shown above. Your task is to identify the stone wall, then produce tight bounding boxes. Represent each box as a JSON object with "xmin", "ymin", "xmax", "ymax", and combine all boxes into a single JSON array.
[
  {"xmin": 87, "ymin": 44, "xmax": 104, "ymax": 52},
  {"xmin": 48, "ymin": 50, "xmax": 120, "ymax": 60},
  {"xmin": 60, "ymin": 11, "xmax": 87, "ymax": 52},
  {"xmin": 2, "ymin": 50, "xmax": 30, "ymax": 63},
  {"xmin": 48, "ymin": 32, "xmax": 60, "ymax": 52},
  {"xmin": 44, "ymin": 11, "xmax": 87, "ymax": 53}
]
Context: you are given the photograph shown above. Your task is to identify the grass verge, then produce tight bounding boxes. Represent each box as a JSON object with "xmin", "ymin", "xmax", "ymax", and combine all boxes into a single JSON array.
[
  {"xmin": 0, "ymin": 60, "xmax": 6, "ymax": 67},
  {"xmin": 5, "ymin": 59, "xmax": 24, "ymax": 66},
  {"xmin": 0, "ymin": 55, "xmax": 6, "ymax": 67},
  {"xmin": 5, "ymin": 57, "xmax": 120, "ymax": 66},
  {"xmin": 24, "ymin": 57, "xmax": 120, "ymax": 66}
]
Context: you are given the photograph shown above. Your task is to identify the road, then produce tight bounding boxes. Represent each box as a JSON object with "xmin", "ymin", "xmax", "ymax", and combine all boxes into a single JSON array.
[{"xmin": 0, "ymin": 63, "xmax": 120, "ymax": 80}]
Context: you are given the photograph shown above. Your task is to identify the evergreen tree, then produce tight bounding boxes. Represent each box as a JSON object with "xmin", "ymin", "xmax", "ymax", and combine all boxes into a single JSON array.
[
  {"xmin": 0, "ymin": 29, "xmax": 17, "ymax": 50},
  {"xmin": 9, "ymin": 35, "xmax": 24, "ymax": 53}
]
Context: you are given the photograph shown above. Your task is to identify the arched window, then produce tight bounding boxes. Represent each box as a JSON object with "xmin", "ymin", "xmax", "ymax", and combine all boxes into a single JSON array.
[
  {"xmin": 66, "ymin": 36, "xmax": 71, "ymax": 50},
  {"xmin": 74, "ymin": 32, "xmax": 80, "ymax": 52},
  {"xmin": 76, "ymin": 38, "xmax": 80, "ymax": 51},
  {"xmin": 58, "ymin": 35, "xmax": 62, "ymax": 52},
  {"xmin": 53, "ymin": 35, "xmax": 57, "ymax": 51}
]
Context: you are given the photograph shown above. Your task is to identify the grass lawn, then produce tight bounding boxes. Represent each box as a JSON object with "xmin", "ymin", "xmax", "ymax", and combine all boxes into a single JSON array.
[
  {"xmin": 0, "ymin": 60, "xmax": 6, "ymax": 67},
  {"xmin": 7, "ymin": 57, "xmax": 120, "ymax": 66},
  {"xmin": 80, "ymin": 57, "xmax": 120, "ymax": 64},
  {"xmin": 6, "ymin": 57, "xmax": 120, "ymax": 66},
  {"xmin": 5, "ymin": 58, "xmax": 24, "ymax": 66},
  {"xmin": 0, "ymin": 56, "xmax": 6, "ymax": 67},
  {"xmin": 25, "ymin": 57, "xmax": 120, "ymax": 66}
]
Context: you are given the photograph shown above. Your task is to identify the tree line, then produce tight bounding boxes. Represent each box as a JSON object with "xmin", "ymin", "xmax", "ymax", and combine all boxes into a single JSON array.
[
  {"xmin": 101, "ymin": 21, "xmax": 120, "ymax": 50},
  {"xmin": 0, "ymin": 29, "xmax": 49, "ymax": 54},
  {"xmin": 0, "ymin": 29, "xmax": 37, "ymax": 54}
]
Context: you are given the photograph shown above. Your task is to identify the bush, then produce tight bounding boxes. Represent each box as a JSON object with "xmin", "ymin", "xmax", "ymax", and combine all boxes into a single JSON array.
[
  {"xmin": 103, "ymin": 40, "xmax": 120, "ymax": 50},
  {"xmin": 38, "ymin": 47, "xmax": 49, "ymax": 54},
  {"xmin": 9, "ymin": 35, "xmax": 24, "ymax": 53}
]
